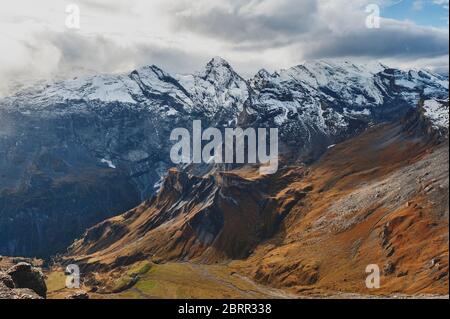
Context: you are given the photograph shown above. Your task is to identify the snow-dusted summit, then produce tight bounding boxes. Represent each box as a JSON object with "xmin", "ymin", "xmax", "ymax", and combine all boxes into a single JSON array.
[{"xmin": 423, "ymin": 99, "xmax": 449, "ymax": 130}]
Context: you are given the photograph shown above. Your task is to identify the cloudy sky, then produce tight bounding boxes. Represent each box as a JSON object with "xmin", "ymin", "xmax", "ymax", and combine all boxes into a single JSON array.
[{"xmin": 0, "ymin": 0, "xmax": 448, "ymax": 96}]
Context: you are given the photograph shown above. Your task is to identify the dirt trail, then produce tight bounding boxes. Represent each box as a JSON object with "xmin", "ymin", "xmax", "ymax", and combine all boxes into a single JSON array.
[{"xmin": 188, "ymin": 263, "xmax": 300, "ymax": 299}]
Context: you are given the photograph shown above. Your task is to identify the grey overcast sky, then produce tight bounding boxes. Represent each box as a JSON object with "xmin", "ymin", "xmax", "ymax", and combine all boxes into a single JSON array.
[{"xmin": 0, "ymin": 0, "xmax": 448, "ymax": 96}]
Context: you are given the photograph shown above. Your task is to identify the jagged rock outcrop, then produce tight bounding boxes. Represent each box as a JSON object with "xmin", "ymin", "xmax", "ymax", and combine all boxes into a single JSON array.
[
  {"xmin": 6, "ymin": 262, "xmax": 47, "ymax": 298},
  {"xmin": 401, "ymin": 98, "xmax": 449, "ymax": 148},
  {"xmin": 0, "ymin": 272, "xmax": 14, "ymax": 288},
  {"xmin": 0, "ymin": 282, "xmax": 42, "ymax": 299},
  {"xmin": 0, "ymin": 262, "xmax": 47, "ymax": 299},
  {"xmin": 66, "ymin": 167, "xmax": 289, "ymax": 266}
]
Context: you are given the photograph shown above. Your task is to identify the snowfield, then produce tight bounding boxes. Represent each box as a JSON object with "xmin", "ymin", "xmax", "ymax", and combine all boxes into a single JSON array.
[{"xmin": 423, "ymin": 99, "xmax": 449, "ymax": 130}]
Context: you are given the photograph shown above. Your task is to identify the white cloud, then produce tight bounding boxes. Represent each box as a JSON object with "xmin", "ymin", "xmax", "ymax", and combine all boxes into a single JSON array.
[
  {"xmin": 433, "ymin": 0, "xmax": 449, "ymax": 9},
  {"xmin": 412, "ymin": 0, "xmax": 424, "ymax": 11}
]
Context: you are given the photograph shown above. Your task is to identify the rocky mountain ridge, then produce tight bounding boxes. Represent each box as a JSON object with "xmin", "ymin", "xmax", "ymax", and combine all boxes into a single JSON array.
[{"xmin": 0, "ymin": 58, "xmax": 448, "ymax": 257}]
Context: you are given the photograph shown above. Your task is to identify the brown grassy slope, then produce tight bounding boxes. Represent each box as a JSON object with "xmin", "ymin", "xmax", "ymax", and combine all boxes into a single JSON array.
[
  {"xmin": 47, "ymin": 261, "xmax": 301, "ymax": 299},
  {"xmin": 64, "ymin": 118, "xmax": 449, "ymax": 296},
  {"xmin": 237, "ymin": 122, "xmax": 448, "ymax": 295},
  {"xmin": 65, "ymin": 167, "xmax": 298, "ymax": 266}
]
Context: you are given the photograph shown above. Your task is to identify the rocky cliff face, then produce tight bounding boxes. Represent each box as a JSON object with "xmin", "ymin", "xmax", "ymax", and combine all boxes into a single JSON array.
[
  {"xmin": 0, "ymin": 58, "xmax": 448, "ymax": 258},
  {"xmin": 0, "ymin": 258, "xmax": 47, "ymax": 299},
  {"xmin": 66, "ymin": 167, "xmax": 290, "ymax": 265}
]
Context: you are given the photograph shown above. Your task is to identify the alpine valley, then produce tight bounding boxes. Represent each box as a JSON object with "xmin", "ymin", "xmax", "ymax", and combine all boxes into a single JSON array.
[{"xmin": 0, "ymin": 58, "xmax": 448, "ymax": 298}]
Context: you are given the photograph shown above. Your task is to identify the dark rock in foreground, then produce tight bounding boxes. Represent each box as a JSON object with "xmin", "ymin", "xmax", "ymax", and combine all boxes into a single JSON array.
[
  {"xmin": 65, "ymin": 291, "xmax": 90, "ymax": 299},
  {"xmin": 0, "ymin": 262, "xmax": 47, "ymax": 299}
]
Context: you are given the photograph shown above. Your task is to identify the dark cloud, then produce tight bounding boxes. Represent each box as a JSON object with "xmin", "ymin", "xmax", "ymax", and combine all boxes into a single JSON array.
[
  {"xmin": 303, "ymin": 21, "xmax": 449, "ymax": 60},
  {"xmin": 44, "ymin": 31, "xmax": 208, "ymax": 77},
  {"xmin": 171, "ymin": 0, "xmax": 319, "ymax": 48},
  {"xmin": 170, "ymin": 0, "xmax": 448, "ymax": 68}
]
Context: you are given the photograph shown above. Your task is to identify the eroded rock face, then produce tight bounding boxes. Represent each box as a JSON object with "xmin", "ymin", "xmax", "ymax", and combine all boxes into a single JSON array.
[
  {"xmin": 0, "ymin": 283, "xmax": 42, "ymax": 299},
  {"xmin": 5, "ymin": 262, "xmax": 47, "ymax": 298},
  {"xmin": 0, "ymin": 272, "xmax": 15, "ymax": 289},
  {"xmin": 0, "ymin": 262, "xmax": 46, "ymax": 299}
]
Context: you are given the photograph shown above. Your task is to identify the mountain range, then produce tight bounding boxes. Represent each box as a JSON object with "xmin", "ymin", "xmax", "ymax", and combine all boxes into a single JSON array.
[{"xmin": 0, "ymin": 57, "xmax": 448, "ymax": 297}]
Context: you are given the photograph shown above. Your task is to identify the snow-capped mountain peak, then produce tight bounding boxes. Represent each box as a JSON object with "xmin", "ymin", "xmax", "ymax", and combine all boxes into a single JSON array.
[
  {"xmin": 206, "ymin": 56, "xmax": 233, "ymax": 69},
  {"xmin": 1, "ymin": 58, "xmax": 448, "ymax": 132},
  {"xmin": 175, "ymin": 57, "xmax": 249, "ymax": 118},
  {"xmin": 245, "ymin": 59, "xmax": 448, "ymax": 149},
  {"xmin": 423, "ymin": 99, "xmax": 449, "ymax": 130}
]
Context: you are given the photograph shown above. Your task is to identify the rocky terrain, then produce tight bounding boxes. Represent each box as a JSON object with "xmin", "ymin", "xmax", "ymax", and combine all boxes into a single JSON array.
[
  {"xmin": 0, "ymin": 58, "xmax": 448, "ymax": 299},
  {"xmin": 0, "ymin": 257, "xmax": 47, "ymax": 299},
  {"xmin": 61, "ymin": 102, "xmax": 448, "ymax": 297},
  {"xmin": 0, "ymin": 58, "xmax": 448, "ymax": 258}
]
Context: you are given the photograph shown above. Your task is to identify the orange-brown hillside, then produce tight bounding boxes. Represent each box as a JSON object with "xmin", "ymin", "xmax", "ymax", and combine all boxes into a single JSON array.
[{"xmin": 63, "ymin": 110, "xmax": 449, "ymax": 297}]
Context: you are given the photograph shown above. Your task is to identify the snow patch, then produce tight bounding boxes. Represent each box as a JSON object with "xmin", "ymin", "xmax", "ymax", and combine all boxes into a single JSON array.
[
  {"xmin": 101, "ymin": 159, "xmax": 116, "ymax": 169},
  {"xmin": 423, "ymin": 100, "xmax": 449, "ymax": 129},
  {"xmin": 125, "ymin": 150, "xmax": 149, "ymax": 162}
]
